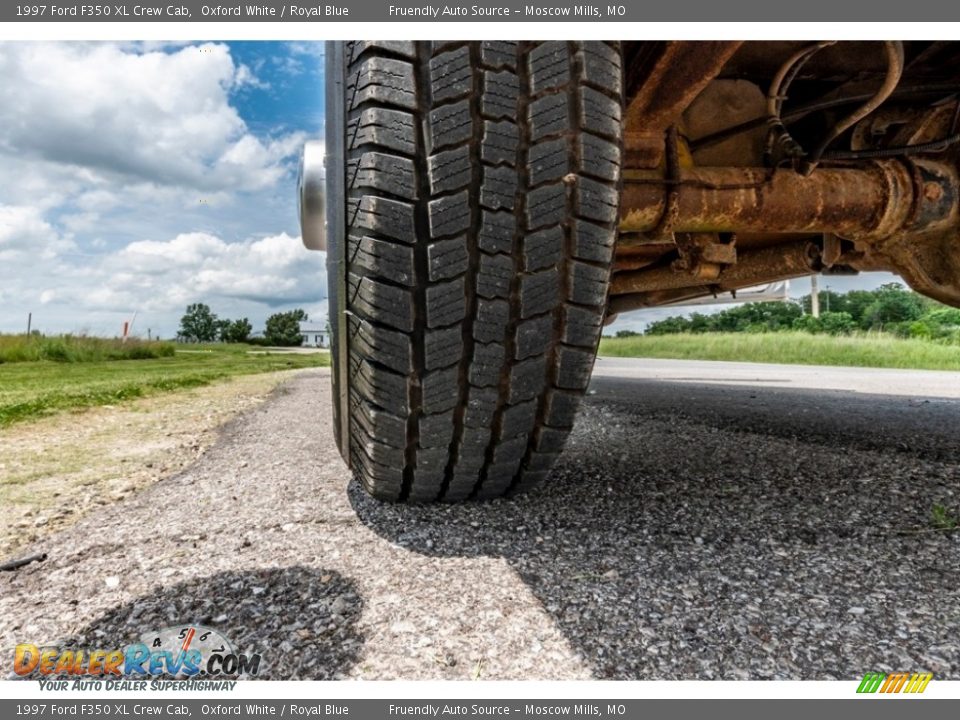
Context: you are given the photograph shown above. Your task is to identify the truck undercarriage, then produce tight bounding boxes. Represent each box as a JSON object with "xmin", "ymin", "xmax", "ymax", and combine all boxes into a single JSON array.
[
  {"xmin": 609, "ymin": 41, "xmax": 960, "ymax": 317},
  {"xmin": 303, "ymin": 41, "xmax": 960, "ymax": 502}
]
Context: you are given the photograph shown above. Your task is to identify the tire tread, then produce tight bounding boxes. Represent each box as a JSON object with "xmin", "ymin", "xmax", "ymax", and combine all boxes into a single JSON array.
[{"xmin": 339, "ymin": 41, "xmax": 622, "ymax": 501}]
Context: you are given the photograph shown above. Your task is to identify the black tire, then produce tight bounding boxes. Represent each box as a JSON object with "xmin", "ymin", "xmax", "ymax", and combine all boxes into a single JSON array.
[{"xmin": 326, "ymin": 41, "xmax": 623, "ymax": 502}]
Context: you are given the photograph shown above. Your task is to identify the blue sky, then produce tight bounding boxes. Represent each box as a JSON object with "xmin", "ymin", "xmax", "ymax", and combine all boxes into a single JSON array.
[{"xmin": 0, "ymin": 41, "xmax": 327, "ymax": 339}]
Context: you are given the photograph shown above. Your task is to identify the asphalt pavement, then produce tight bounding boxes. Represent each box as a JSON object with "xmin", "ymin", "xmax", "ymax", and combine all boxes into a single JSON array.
[{"xmin": 2, "ymin": 359, "xmax": 958, "ymax": 680}]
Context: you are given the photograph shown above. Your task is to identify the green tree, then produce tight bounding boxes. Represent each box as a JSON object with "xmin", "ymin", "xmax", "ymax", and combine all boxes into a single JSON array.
[
  {"xmin": 792, "ymin": 314, "xmax": 822, "ymax": 333},
  {"xmin": 841, "ymin": 291, "xmax": 871, "ymax": 324},
  {"xmin": 265, "ymin": 309, "xmax": 308, "ymax": 346},
  {"xmin": 730, "ymin": 301, "xmax": 802, "ymax": 331},
  {"xmin": 178, "ymin": 303, "xmax": 219, "ymax": 342},
  {"xmin": 645, "ymin": 316, "xmax": 693, "ymax": 335},
  {"xmin": 819, "ymin": 311, "xmax": 856, "ymax": 335},
  {"xmin": 215, "ymin": 318, "xmax": 230, "ymax": 342},
  {"xmin": 924, "ymin": 308, "xmax": 960, "ymax": 328},
  {"xmin": 687, "ymin": 312, "xmax": 716, "ymax": 333},
  {"xmin": 638, "ymin": 285, "xmax": 955, "ymax": 340},
  {"xmin": 861, "ymin": 283, "xmax": 925, "ymax": 329},
  {"xmin": 801, "ymin": 290, "xmax": 846, "ymax": 316},
  {"xmin": 907, "ymin": 320, "xmax": 934, "ymax": 339},
  {"xmin": 220, "ymin": 318, "xmax": 253, "ymax": 344}
]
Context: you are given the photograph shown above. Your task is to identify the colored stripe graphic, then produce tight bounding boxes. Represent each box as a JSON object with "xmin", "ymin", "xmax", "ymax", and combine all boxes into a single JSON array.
[
  {"xmin": 904, "ymin": 673, "xmax": 933, "ymax": 693},
  {"xmin": 857, "ymin": 672, "xmax": 932, "ymax": 694},
  {"xmin": 857, "ymin": 672, "xmax": 886, "ymax": 693},
  {"xmin": 881, "ymin": 673, "xmax": 908, "ymax": 693}
]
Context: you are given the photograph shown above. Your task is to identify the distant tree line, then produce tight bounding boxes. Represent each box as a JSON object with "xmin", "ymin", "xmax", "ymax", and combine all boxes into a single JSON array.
[
  {"xmin": 177, "ymin": 303, "xmax": 311, "ymax": 346},
  {"xmin": 628, "ymin": 284, "xmax": 960, "ymax": 342}
]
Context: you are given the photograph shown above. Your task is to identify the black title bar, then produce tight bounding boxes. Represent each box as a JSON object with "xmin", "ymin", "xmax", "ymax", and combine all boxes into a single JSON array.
[
  {"xmin": 4, "ymin": 0, "xmax": 960, "ymax": 22},
  {"xmin": 4, "ymin": 699, "xmax": 960, "ymax": 720}
]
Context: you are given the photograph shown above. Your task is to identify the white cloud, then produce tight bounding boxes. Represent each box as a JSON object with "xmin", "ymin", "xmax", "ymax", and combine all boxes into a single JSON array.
[
  {"xmin": 0, "ymin": 42, "xmax": 302, "ymax": 193},
  {"xmin": 235, "ymin": 63, "xmax": 270, "ymax": 90},
  {"xmin": 93, "ymin": 231, "xmax": 326, "ymax": 311},
  {"xmin": 0, "ymin": 204, "xmax": 74, "ymax": 259},
  {"xmin": 286, "ymin": 42, "xmax": 325, "ymax": 59},
  {"xmin": 0, "ymin": 155, "xmax": 102, "ymax": 211},
  {"xmin": 275, "ymin": 42, "xmax": 325, "ymax": 78},
  {"xmin": 117, "ymin": 232, "xmax": 231, "ymax": 273},
  {"xmin": 0, "ymin": 206, "xmax": 54, "ymax": 250},
  {"xmin": 1, "ymin": 229, "xmax": 325, "ymax": 337},
  {"xmin": 0, "ymin": 41, "xmax": 321, "ymax": 338},
  {"xmin": 275, "ymin": 55, "xmax": 305, "ymax": 76}
]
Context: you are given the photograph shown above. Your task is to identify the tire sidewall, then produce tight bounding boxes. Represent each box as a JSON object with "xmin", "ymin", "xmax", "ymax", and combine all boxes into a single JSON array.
[{"xmin": 325, "ymin": 40, "xmax": 349, "ymax": 462}]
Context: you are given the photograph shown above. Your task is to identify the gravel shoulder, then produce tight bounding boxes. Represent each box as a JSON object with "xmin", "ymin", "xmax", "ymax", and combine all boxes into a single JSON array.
[
  {"xmin": 1, "ymin": 363, "xmax": 958, "ymax": 680},
  {"xmin": 0, "ymin": 370, "xmax": 309, "ymax": 561}
]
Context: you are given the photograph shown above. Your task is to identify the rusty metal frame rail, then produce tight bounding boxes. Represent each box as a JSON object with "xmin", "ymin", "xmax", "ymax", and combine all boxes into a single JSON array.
[{"xmin": 610, "ymin": 157, "xmax": 960, "ymax": 310}]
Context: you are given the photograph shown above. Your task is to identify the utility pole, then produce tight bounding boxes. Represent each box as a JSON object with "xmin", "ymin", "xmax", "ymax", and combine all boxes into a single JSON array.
[
  {"xmin": 26, "ymin": 312, "xmax": 32, "ymax": 336},
  {"xmin": 810, "ymin": 274, "xmax": 821, "ymax": 318}
]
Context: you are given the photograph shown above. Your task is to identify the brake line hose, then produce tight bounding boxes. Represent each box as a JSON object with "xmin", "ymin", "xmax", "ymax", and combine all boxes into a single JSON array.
[
  {"xmin": 801, "ymin": 41, "xmax": 905, "ymax": 175},
  {"xmin": 767, "ymin": 41, "xmax": 836, "ymax": 120},
  {"xmin": 765, "ymin": 41, "xmax": 836, "ymax": 164}
]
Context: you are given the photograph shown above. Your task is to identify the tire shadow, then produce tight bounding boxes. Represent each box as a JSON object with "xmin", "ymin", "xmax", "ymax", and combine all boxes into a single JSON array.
[
  {"xmin": 63, "ymin": 567, "xmax": 363, "ymax": 680},
  {"xmin": 350, "ymin": 378, "xmax": 960, "ymax": 679}
]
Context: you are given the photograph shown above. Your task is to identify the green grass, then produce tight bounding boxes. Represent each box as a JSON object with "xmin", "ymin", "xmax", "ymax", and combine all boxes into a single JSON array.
[
  {"xmin": 599, "ymin": 331, "xmax": 960, "ymax": 371},
  {"xmin": 0, "ymin": 334, "xmax": 175, "ymax": 363},
  {"xmin": 0, "ymin": 344, "xmax": 329, "ymax": 427},
  {"xmin": 931, "ymin": 504, "xmax": 959, "ymax": 531}
]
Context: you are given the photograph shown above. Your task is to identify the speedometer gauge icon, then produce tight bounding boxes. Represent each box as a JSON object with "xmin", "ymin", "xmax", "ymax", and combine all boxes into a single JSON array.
[{"xmin": 137, "ymin": 625, "xmax": 234, "ymax": 676}]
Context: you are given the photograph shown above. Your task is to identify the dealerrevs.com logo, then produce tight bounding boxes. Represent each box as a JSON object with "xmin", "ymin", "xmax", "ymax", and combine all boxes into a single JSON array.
[{"xmin": 14, "ymin": 625, "xmax": 261, "ymax": 684}]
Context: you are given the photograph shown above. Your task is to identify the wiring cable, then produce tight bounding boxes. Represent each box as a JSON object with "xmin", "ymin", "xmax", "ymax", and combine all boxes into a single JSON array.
[
  {"xmin": 764, "ymin": 41, "xmax": 836, "ymax": 163},
  {"xmin": 691, "ymin": 83, "xmax": 960, "ymax": 152},
  {"xmin": 801, "ymin": 40, "xmax": 905, "ymax": 174}
]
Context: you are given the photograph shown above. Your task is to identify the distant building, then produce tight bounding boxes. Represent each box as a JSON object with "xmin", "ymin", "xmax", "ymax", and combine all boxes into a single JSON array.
[{"xmin": 299, "ymin": 321, "xmax": 329, "ymax": 348}]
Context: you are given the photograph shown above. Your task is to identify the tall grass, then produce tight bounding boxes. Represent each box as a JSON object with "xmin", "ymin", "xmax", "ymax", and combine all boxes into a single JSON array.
[
  {"xmin": 599, "ymin": 331, "xmax": 960, "ymax": 371},
  {"xmin": 0, "ymin": 334, "xmax": 175, "ymax": 364},
  {"xmin": 0, "ymin": 344, "xmax": 329, "ymax": 427}
]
